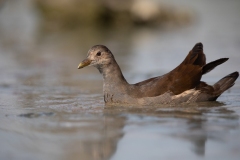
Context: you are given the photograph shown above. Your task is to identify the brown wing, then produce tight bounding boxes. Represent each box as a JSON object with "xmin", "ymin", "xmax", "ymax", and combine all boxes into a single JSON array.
[{"xmin": 133, "ymin": 43, "xmax": 205, "ymax": 97}]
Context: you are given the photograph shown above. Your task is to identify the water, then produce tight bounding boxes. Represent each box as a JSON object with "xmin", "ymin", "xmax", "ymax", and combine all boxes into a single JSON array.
[{"xmin": 0, "ymin": 0, "xmax": 240, "ymax": 160}]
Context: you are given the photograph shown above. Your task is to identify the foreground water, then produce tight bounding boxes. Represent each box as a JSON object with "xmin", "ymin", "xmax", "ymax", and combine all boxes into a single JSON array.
[
  {"xmin": 1, "ymin": 83, "xmax": 240, "ymax": 160},
  {"xmin": 1, "ymin": 0, "xmax": 240, "ymax": 160}
]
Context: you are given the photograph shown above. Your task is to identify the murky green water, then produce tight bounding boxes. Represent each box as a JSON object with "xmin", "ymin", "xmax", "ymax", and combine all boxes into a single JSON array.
[{"xmin": 0, "ymin": 0, "xmax": 240, "ymax": 160}]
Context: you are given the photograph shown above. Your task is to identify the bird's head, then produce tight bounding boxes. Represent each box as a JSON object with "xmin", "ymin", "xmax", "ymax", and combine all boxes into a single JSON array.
[{"xmin": 78, "ymin": 45, "xmax": 114, "ymax": 69}]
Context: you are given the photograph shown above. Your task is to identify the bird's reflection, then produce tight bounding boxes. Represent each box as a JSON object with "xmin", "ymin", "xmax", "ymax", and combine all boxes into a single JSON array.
[{"xmin": 158, "ymin": 102, "xmax": 239, "ymax": 157}]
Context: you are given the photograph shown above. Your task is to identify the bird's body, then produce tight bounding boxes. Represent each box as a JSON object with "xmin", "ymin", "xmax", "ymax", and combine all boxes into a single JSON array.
[{"xmin": 78, "ymin": 43, "xmax": 239, "ymax": 105}]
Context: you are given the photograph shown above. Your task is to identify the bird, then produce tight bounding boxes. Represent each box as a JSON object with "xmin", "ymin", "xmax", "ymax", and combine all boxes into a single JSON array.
[{"xmin": 77, "ymin": 43, "xmax": 239, "ymax": 105}]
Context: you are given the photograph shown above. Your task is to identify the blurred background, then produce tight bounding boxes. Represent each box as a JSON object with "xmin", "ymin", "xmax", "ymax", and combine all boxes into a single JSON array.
[
  {"xmin": 1, "ymin": 0, "xmax": 239, "ymax": 87},
  {"xmin": 0, "ymin": 0, "xmax": 240, "ymax": 160}
]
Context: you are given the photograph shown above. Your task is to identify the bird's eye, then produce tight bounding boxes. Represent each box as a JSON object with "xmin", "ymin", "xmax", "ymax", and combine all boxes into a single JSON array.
[{"xmin": 96, "ymin": 51, "xmax": 101, "ymax": 56}]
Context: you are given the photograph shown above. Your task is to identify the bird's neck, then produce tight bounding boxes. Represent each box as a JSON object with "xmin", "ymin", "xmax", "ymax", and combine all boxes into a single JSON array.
[
  {"xmin": 98, "ymin": 58, "xmax": 128, "ymax": 85},
  {"xmin": 96, "ymin": 58, "xmax": 129, "ymax": 98}
]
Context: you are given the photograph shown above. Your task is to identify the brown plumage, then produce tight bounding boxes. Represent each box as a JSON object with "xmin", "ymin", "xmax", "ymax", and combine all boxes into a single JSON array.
[{"xmin": 78, "ymin": 43, "xmax": 239, "ymax": 105}]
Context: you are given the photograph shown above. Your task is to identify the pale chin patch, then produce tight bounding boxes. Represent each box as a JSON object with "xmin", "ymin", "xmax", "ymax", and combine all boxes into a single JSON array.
[{"xmin": 88, "ymin": 60, "xmax": 97, "ymax": 67}]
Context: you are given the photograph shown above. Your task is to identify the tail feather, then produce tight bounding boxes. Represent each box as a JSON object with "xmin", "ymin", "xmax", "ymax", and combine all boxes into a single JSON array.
[
  {"xmin": 213, "ymin": 71, "xmax": 239, "ymax": 96},
  {"xmin": 192, "ymin": 42, "xmax": 206, "ymax": 66},
  {"xmin": 182, "ymin": 42, "xmax": 206, "ymax": 66},
  {"xmin": 202, "ymin": 58, "xmax": 229, "ymax": 75},
  {"xmin": 191, "ymin": 42, "xmax": 203, "ymax": 60},
  {"xmin": 196, "ymin": 72, "xmax": 239, "ymax": 101}
]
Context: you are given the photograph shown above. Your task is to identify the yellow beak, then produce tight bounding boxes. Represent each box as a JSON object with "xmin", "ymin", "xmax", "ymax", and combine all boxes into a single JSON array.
[{"xmin": 78, "ymin": 59, "xmax": 92, "ymax": 69}]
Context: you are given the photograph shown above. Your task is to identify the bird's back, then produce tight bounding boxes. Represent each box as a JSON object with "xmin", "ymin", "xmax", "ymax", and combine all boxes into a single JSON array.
[{"xmin": 132, "ymin": 43, "xmax": 205, "ymax": 97}]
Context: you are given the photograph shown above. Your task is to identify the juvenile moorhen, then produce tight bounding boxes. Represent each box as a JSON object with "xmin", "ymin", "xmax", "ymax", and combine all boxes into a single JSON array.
[{"xmin": 78, "ymin": 43, "xmax": 239, "ymax": 105}]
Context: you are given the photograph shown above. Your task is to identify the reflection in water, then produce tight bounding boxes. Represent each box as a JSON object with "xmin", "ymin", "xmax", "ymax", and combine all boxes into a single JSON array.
[
  {"xmin": 7, "ymin": 72, "xmax": 123, "ymax": 160},
  {"xmin": 165, "ymin": 105, "xmax": 239, "ymax": 157},
  {"xmin": 1, "ymin": 112, "xmax": 126, "ymax": 160},
  {"xmin": 107, "ymin": 104, "xmax": 240, "ymax": 159},
  {"xmin": 187, "ymin": 117, "xmax": 207, "ymax": 156}
]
